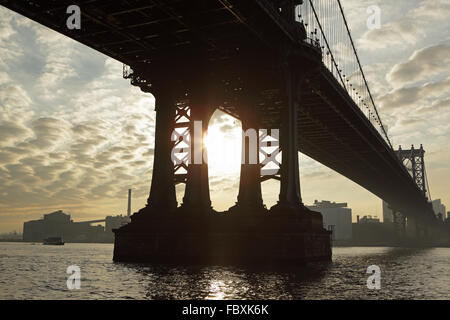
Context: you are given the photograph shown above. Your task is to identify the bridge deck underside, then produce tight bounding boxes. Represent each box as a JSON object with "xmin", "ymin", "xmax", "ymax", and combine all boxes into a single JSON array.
[
  {"xmin": 297, "ymin": 72, "xmax": 429, "ymax": 220},
  {"xmin": 0, "ymin": 0, "xmax": 284, "ymax": 65},
  {"xmin": 1, "ymin": 0, "xmax": 438, "ymax": 225}
]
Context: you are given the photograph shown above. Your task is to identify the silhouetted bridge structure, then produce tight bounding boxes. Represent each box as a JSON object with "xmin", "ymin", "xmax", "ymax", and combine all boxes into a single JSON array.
[{"xmin": 2, "ymin": 0, "xmax": 448, "ymax": 262}]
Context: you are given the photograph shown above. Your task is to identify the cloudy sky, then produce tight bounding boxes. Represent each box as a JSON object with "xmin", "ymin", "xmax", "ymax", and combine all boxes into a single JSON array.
[{"xmin": 0, "ymin": 0, "xmax": 449, "ymax": 233}]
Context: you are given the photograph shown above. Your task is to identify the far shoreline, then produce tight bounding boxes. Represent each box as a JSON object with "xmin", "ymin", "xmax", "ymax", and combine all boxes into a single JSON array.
[{"xmin": 1, "ymin": 240, "xmax": 450, "ymax": 248}]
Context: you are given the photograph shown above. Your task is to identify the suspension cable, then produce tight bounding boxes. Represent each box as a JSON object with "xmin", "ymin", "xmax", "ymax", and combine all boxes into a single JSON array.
[{"xmin": 335, "ymin": 0, "xmax": 392, "ymax": 149}]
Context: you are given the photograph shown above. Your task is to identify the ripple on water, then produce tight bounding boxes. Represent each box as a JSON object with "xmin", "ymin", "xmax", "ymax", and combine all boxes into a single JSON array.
[{"xmin": 0, "ymin": 243, "xmax": 449, "ymax": 299}]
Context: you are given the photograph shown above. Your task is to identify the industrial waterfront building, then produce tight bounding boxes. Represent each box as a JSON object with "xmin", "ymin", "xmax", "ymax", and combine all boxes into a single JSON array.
[
  {"xmin": 23, "ymin": 210, "xmax": 105, "ymax": 242},
  {"xmin": 23, "ymin": 210, "xmax": 130, "ymax": 243},
  {"xmin": 23, "ymin": 190, "xmax": 132, "ymax": 243}
]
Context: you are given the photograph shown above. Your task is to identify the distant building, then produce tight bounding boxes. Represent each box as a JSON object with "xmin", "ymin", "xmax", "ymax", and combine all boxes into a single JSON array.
[
  {"xmin": 104, "ymin": 215, "xmax": 130, "ymax": 241},
  {"xmin": 352, "ymin": 216, "xmax": 395, "ymax": 244},
  {"xmin": 23, "ymin": 191, "xmax": 132, "ymax": 243},
  {"xmin": 431, "ymin": 199, "xmax": 446, "ymax": 222},
  {"xmin": 23, "ymin": 210, "xmax": 132, "ymax": 243},
  {"xmin": 23, "ymin": 210, "xmax": 105, "ymax": 242},
  {"xmin": 0, "ymin": 231, "xmax": 22, "ymax": 240},
  {"xmin": 23, "ymin": 210, "xmax": 70, "ymax": 242},
  {"xmin": 307, "ymin": 200, "xmax": 352, "ymax": 240},
  {"xmin": 105, "ymin": 215, "xmax": 129, "ymax": 233},
  {"xmin": 358, "ymin": 215, "xmax": 381, "ymax": 224}
]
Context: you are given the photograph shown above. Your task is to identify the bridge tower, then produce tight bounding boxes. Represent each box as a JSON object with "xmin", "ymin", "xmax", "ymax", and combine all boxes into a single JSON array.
[
  {"xmin": 396, "ymin": 145, "xmax": 426, "ymax": 197},
  {"xmin": 393, "ymin": 145, "xmax": 429, "ymax": 240}
]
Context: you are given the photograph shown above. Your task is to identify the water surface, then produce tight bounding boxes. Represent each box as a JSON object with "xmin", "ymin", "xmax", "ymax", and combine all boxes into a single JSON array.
[{"xmin": 0, "ymin": 243, "xmax": 448, "ymax": 299}]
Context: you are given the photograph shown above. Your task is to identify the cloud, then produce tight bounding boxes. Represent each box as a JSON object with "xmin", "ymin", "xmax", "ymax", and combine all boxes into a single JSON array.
[
  {"xmin": 359, "ymin": 19, "xmax": 424, "ymax": 50},
  {"xmin": 0, "ymin": 121, "xmax": 29, "ymax": 146},
  {"xmin": 399, "ymin": 118, "xmax": 426, "ymax": 126},
  {"xmin": 0, "ymin": 72, "xmax": 11, "ymax": 85},
  {"xmin": 387, "ymin": 43, "xmax": 450, "ymax": 87},
  {"xmin": 379, "ymin": 77, "xmax": 450, "ymax": 110},
  {"xmin": 33, "ymin": 27, "xmax": 79, "ymax": 99},
  {"xmin": 0, "ymin": 151, "xmax": 21, "ymax": 164},
  {"xmin": 416, "ymin": 97, "xmax": 450, "ymax": 114},
  {"xmin": 0, "ymin": 9, "xmax": 23, "ymax": 68},
  {"xmin": 301, "ymin": 170, "xmax": 333, "ymax": 179},
  {"xmin": 410, "ymin": 0, "xmax": 450, "ymax": 20},
  {"xmin": 28, "ymin": 117, "xmax": 71, "ymax": 149},
  {"xmin": 0, "ymin": 85, "xmax": 33, "ymax": 122}
]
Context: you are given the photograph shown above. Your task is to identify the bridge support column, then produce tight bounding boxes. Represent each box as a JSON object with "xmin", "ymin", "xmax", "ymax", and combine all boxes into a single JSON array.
[
  {"xmin": 407, "ymin": 216, "xmax": 417, "ymax": 238},
  {"xmin": 179, "ymin": 98, "xmax": 213, "ymax": 215},
  {"xmin": 401, "ymin": 214, "xmax": 407, "ymax": 237},
  {"xmin": 406, "ymin": 216, "xmax": 431, "ymax": 244},
  {"xmin": 134, "ymin": 89, "xmax": 177, "ymax": 218},
  {"xmin": 392, "ymin": 210, "xmax": 406, "ymax": 240},
  {"xmin": 422, "ymin": 225, "xmax": 429, "ymax": 240},
  {"xmin": 269, "ymin": 60, "xmax": 323, "ymax": 229},
  {"xmin": 272, "ymin": 64, "xmax": 303, "ymax": 210},
  {"xmin": 228, "ymin": 115, "xmax": 266, "ymax": 215}
]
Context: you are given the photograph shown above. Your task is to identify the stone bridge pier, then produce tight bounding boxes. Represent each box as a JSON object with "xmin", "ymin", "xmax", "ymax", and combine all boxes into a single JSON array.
[{"xmin": 113, "ymin": 64, "xmax": 331, "ymax": 264}]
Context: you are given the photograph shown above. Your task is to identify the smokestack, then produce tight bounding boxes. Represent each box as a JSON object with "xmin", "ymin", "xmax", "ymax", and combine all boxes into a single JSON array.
[
  {"xmin": 127, "ymin": 189, "xmax": 132, "ymax": 217},
  {"xmin": 357, "ymin": 215, "xmax": 360, "ymax": 223}
]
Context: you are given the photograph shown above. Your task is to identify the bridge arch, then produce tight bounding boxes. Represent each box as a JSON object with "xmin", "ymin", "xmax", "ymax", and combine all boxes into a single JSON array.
[{"xmin": 206, "ymin": 109, "xmax": 242, "ymax": 212}]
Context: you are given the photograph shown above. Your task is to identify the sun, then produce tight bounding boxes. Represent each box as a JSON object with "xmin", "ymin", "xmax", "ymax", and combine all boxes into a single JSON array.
[{"xmin": 204, "ymin": 114, "xmax": 242, "ymax": 177}]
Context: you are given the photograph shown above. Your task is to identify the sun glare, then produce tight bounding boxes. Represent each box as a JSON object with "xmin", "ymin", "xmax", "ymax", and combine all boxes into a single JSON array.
[{"xmin": 205, "ymin": 114, "xmax": 242, "ymax": 177}]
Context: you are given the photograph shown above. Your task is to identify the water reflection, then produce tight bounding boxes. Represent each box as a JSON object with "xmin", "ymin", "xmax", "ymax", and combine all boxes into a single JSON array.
[
  {"xmin": 120, "ymin": 262, "xmax": 332, "ymax": 300},
  {"xmin": 114, "ymin": 247, "xmax": 445, "ymax": 300}
]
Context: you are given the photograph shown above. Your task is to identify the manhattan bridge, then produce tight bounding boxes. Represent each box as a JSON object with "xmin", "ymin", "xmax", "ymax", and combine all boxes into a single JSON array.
[{"xmin": 2, "ymin": 0, "xmax": 448, "ymax": 263}]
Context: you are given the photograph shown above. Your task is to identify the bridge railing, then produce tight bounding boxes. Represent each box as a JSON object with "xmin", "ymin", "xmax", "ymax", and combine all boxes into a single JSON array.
[{"xmin": 297, "ymin": 0, "xmax": 392, "ymax": 148}]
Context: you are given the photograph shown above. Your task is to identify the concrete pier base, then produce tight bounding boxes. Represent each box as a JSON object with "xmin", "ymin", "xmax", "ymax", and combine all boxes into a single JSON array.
[{"xmin": 113, "ymin": 211, "xmax": 331, "ymax": 265}]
